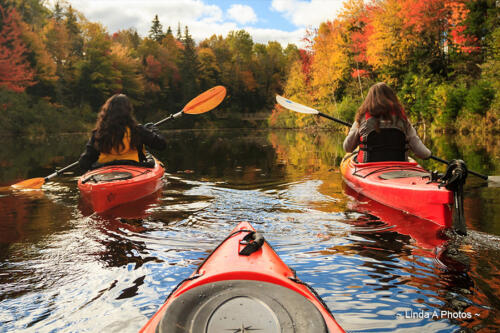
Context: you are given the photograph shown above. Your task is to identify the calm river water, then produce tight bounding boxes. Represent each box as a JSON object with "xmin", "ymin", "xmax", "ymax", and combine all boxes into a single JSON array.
[{"xmin": 0, "ymin": 129, "xmax": 499, "ymax": 332}]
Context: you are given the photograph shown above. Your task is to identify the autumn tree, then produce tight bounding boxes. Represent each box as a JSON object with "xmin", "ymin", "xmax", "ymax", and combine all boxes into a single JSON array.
[
  {"xmin": 112, "ymin": 28, "xmax": 141, "ymax": 51},
  {"xmin": 136, "ymin": 32, "xmax": 182, "ymax": 116},
  {"xmin": 75, "ymin": 22, "xmax": 121, "ymax": 110},
  {"xmin": 311, "ymin": 20, "xmax": 351, "ymax": 106},
  {"xmin": 8, "ymin": 0, "xmax": 50, "ymax": 30},
  {"xmin": 110, "ymin": 43, "xmax": 145, "ymax": 104},
  {"xmin": 252, "ymin": 41, "xmax": 287, "ymax": 106},
  {"xmin": 223, "ymin": 30, "xmax": 256, "ymax": 111},
  {"xmin": 53, "ymin": 1, "xmax": 63, "ymax": 21},
  {"xmin": 198, "ymin": 47, "xmax": 220, "ymax": 90},
  {"xmin": 0, "ymin": 6, "xmax": 36, "ymax": 92},
  {"xmin": 16, "ymin": 14, "xmax": 57, "ymax": 97}
]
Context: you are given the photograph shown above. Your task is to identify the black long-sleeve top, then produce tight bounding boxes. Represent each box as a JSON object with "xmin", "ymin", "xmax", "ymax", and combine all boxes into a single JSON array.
[{"xmin": 79, "ymin": 125, "xmax": 166, "ymax": 172}]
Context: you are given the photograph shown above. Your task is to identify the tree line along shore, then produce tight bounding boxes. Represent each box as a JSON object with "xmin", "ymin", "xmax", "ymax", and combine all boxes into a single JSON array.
[{"xmin": 0, "ymin": 0, "xmax": 498, "ymax": 137}]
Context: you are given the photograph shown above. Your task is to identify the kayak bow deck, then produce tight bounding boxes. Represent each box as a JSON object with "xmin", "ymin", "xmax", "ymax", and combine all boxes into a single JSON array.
[
  {"xmin": 340, "ymin": 154, "xmax": 454, "ymax": 228},
  {"xmin": 78, "ymin": 160, "xmax": 164, "ymax": 213},
  {"xmin": 140, "ymin": 222, "xmax": 344, "ymax": 333}
]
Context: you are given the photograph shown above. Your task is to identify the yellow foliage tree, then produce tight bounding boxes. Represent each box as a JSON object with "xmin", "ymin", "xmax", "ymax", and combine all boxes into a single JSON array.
[{"xmin": 311, "ymin": 21, "xmax": 350, "ymax": 104}]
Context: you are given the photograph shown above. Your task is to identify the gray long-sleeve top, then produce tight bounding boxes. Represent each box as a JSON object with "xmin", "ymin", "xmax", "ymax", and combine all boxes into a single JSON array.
[{"xmin": 343, "ymin": 120, "xmax": 431, "ymax": 159}]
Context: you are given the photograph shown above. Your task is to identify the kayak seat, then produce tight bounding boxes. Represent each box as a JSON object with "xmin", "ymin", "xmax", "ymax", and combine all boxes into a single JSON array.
[
  {"xmin": 361, "ymin": 128, "xmax": 407, "ymax": 162},
  {"xmin": 157, "ymin": 279, "xmax": 328, "ymax": 333},
  {"xmin": 81, "ymin": 171, "xmax": 133, "ymax": 184},
  {"xmin": 379, "ymin": 170, "xmax": 429, "ymax": 180}
]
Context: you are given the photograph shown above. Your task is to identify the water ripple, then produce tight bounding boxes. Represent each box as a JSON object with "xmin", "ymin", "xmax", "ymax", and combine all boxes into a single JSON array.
[{"xmin": 0, "ymin": 130, "xmax": 498, "ymax": 332}]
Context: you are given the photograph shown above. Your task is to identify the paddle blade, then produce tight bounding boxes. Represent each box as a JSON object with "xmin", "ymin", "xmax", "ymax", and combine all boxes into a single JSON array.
[
  {"xmin": 276, "ymin": 95, "xmax": 320, "ymax": 115},
  {"xmin": 183, "ymin": 86, "xmax": 226, "ymax": 114},
  {"xmin": 11, "ymin": 177, "xmax": 45, "ymax": 190}
]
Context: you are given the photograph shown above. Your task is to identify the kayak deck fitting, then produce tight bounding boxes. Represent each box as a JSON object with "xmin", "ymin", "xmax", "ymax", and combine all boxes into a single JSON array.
[
  {"xmin": 140, "ymin": 222, "xmax": 345, "ymax": 333},
  {"xmin": 78, "ymin": 160, "xmax": 164, "ymax": 213}
]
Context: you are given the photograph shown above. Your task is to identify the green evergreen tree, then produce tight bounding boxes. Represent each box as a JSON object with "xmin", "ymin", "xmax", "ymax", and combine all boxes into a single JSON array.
[
  {"xmin": 53, "ymin": 1, "xmax": 63, "ymax": 22},
  {"xmin": 149, "ymin": 14, "xmax": 164, "ymax": 42},
  {"xmin": 65, "ymin": 5, "xmax": 83, "ymax": 57},
  {"xmin": 180, "ymin": 26, "xmax": 200, "ymax": 99},
  {"xmin": 176, "ymin": 22, "xmax": 182, "ymax": 40}
]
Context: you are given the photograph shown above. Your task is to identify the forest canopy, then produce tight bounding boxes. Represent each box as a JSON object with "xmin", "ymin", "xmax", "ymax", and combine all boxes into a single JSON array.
[
  {"xmin": 0, "ymin": 0, "xmax": 299, "ymax": 135},
  {"xmin": 0, "ymin": 0, "xmax": 498, "ymax": 136},
  {"xmin": 270, "ymin": 0, "xmax": 499, "ymax": 134}
]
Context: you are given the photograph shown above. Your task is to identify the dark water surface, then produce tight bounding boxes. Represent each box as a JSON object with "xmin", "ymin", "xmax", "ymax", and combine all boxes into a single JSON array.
[{"xmin": 0, "ymin": 129, "xmax": 499, "ymax": 332}]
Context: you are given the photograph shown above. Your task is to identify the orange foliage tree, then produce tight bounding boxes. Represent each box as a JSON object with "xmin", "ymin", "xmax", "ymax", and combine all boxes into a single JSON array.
[{"xmin": 0, "ymin": 6, "xmax": 35, "ymax": 92}]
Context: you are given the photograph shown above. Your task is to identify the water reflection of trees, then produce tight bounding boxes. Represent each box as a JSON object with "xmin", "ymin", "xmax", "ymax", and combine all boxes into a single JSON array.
[
  {"xmin": 0, "ymin": 135, "xmax": 88, "ymax": 185},
  {"xmin": 267, "ymin": 128, "xmax": 499, "ymax": 330}
]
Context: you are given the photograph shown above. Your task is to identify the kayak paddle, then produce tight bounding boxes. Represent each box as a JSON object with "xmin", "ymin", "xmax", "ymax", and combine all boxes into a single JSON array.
[
  {"xmin": 10, "ymin": 86, "xmax": 227, "ymax": 190},
  {"xmin": 155, "ymin": 85, "xmax": 226, "ymax": 126},
  {"xmin": 10, "ymin": 161, "xmax": 80, "ymax": 190},
  {"xmin": 276, "ymin": 95, "xmax": 489, "ymax": 181},
  {"xmin": 275, "ymin": 95, "xmax": 352, "ymax": 127}
]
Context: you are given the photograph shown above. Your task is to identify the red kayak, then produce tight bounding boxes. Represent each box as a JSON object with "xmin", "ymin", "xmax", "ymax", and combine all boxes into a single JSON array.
[
  {"xmin": 78, "ymin": 160, "xmax": 164, "ymax": 213},
  {"xmin": 341, "ymin": 154, "xmax": 454, "ymax": 228},
  {"xmin": 140, "ymin": 222, "xmax": 344, "ymax": 333}
]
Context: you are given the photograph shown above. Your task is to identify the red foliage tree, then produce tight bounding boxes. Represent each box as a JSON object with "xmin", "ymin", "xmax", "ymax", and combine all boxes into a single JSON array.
[
  {"xmin": 0, "ymin": 6, "xmax": 36, "ymax": 92},
  {"xmin": 299, "ymin": 49, "xmax": 312, "ymax": 84},
  {"xmin": 351, "ymin": 68, "xmax": 369, "ymax": 78}
]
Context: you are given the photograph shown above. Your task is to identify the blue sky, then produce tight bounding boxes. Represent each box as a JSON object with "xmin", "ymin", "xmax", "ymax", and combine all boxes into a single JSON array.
[
  {"xmin": 54, "ymin": 0, "xmax": 345, "ymax": 48},
  {"xmin": 203, "ymin": 0, "xmax": 298, "ymax": 31}
]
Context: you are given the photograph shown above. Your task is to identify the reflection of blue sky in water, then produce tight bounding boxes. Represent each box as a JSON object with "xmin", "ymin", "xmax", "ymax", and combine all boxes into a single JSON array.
[{"xmin": 0, "ymin": 129, "xmax": 498, "ymax": 332}]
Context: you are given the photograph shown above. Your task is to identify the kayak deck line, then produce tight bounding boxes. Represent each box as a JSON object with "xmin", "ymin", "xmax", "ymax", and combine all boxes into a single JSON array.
[
  {"xmin": 80, "ymin": 165, "xmax": 153, "ymax": 184},
  {"xmin": 351, "ymin": 164, "xmax": 429, "ymax": 179},
  {"xmin": 140, "ymin": 222, "xmax": 345, "ymax": 333}
]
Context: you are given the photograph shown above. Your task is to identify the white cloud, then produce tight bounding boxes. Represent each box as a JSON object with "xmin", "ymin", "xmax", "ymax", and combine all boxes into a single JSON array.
[
  {"xmin": 227, "ymin": 4, "xmax": 258, "ymax": 25},
  {"xmin": 246, "ymin": 27, "xmax": 306, "ymax": 48},
  {"xmin": 271, "ymin": 0, "xmax": 344, "ymax": 27},
  {"xmin": 45, "ymin": 0, "xmax": 312, "ymax": 47},
  {"xmin": 57, "ymin": 0, "xmax": 225, "ymax": 38}
]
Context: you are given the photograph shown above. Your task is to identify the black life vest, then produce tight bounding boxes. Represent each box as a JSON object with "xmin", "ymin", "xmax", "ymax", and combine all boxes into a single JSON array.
[{"xmin": 357, "ymin": 112, "xmax": 408, "ymax": 163}]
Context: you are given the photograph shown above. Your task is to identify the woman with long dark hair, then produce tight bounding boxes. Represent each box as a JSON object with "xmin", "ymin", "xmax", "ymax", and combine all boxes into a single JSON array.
[
  {"xmin": 79, "ymin": 94, "xmax": 166, "ymax": 172},
  {"xmin": 343, "ymin": 82, "xmax": 431, "ymax": 163}
]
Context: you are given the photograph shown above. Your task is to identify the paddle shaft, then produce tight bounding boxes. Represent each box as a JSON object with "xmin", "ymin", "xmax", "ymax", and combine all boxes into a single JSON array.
[
  {"xmin": 154, "ymin": 110, "xmax": 183, "ymax": 127},
  {"xmin": 317, "ymin": 112, "xmax": 352, "ymax": 127},
  {"xmin": 43, "ymin": 112, "xmax": 183, "ymax": 181},
  {"xmin": 327, "ymin": 112, "xmax": 488, "ymax": 180},
  {"xmin": 430, "ymin": 155, "xmax": 488, "ymax": 180},
  {"xmin": 45, "ymin": 161, "xmax": 80, "ymax": 181},
  {"xmin": 13, "ymin": 86, "xmax": 226, "ymax": 189},
  {"xmin": 283, "ymin": 98, "xmax": 489, "ymax": 181}
]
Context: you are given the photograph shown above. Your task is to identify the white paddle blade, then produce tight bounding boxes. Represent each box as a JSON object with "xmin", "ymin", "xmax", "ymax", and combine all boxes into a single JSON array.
[{"xmin": 276, "ymin": 95, "xmax": 320, "ymax": 115}]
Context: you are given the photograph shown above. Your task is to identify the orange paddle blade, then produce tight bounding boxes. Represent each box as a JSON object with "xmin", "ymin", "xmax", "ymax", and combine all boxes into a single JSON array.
[
  {"xmin": 183, "ymin": 86, "xmax": 226, "ymax": 114},
  {"xmin": 11, "ymin": 177, "xmax": 45, "ymax": 190}
]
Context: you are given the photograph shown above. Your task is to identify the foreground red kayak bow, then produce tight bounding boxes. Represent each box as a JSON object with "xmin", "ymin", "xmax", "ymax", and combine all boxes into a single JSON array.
[{"xmin": 140, "ymin": 222, "xmax": 344, "ymax": 333}]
